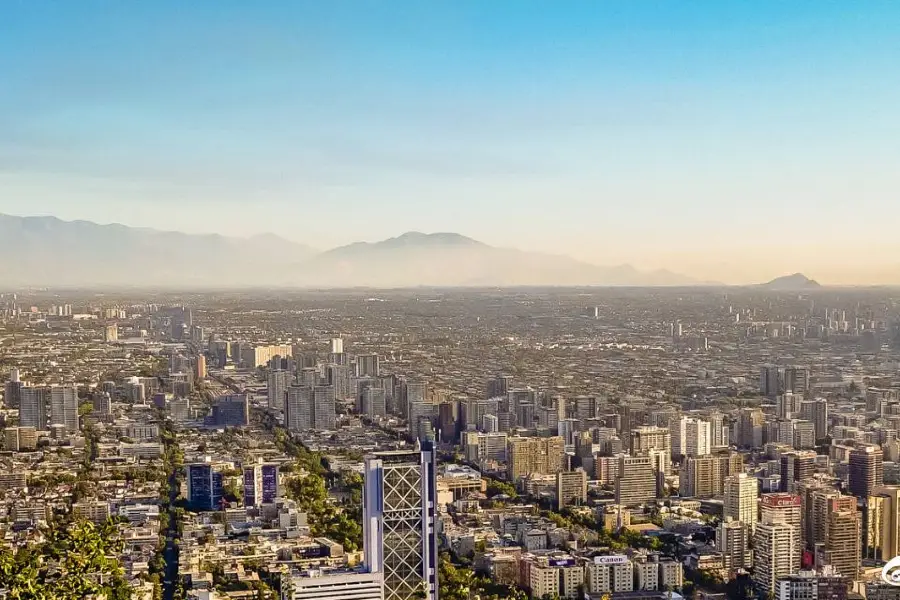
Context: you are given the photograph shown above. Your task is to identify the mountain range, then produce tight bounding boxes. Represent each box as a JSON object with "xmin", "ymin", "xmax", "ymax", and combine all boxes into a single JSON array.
[{"xmin": 0, "ymin": 214, "xmax": 813, "ymax": 288}]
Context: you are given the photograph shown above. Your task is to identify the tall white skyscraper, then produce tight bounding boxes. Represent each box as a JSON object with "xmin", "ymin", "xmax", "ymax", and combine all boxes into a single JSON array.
[
  {"xmin": 671, "ymin": 416, "xmax": 711, "ymax": 457},
  {"xmin": 753, "ymin": 522, "xmax": 799, "ymax": 594},
  {"xmin": 50, "ymin": 385, "xmax": 79, "ymax": 434},
  {"xmin": 363, "ymin": 444, "xmax": 438, "ymax": 600}
]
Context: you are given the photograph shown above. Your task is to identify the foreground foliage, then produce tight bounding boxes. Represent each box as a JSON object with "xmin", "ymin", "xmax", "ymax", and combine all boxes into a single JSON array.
[{"xmin": 0, "ymin": 519, "xmax": 132, "ymax": 600}]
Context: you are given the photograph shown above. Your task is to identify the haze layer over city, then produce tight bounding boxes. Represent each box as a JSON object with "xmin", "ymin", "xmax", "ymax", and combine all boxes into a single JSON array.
[{"xmin": 3, "ymin": 3, "xmax": 900, "ymax": 600}]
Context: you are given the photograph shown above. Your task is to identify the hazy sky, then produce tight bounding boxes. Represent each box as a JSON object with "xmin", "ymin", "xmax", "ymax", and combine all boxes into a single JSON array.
[{"xmin": 2, "ymin": 2, "xmax": 899, "ymax": 284}]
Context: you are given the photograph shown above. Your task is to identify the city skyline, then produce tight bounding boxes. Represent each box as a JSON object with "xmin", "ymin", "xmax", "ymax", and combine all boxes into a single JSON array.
[{"xmin": 3, "ymin": 2, "xmax": 900, "ymax": 284}]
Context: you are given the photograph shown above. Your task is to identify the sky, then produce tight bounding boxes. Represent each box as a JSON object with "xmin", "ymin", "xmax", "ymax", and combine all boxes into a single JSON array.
[{"xmin": 2, "ymin": 1, "xmax": 900, "ymax": 285}]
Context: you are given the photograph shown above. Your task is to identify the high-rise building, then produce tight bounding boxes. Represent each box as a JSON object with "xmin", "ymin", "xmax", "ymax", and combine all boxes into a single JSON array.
[
  {"xmin": 243, "ymin": 463, "xmax": 279, "ymax": 507},
  {"xmin": 738, "ymin": 408, "xmax": 765, "ymax": 448},
  {"xmin": 671, "ymin": 417, "xmax": 711, "ymax": 457},
  {"xmin": 314, "ymin": 385, "xmax": 336, "ymax": 430},
  {"xmin": 364, "ymin": 387, "xmax": 387, "ymax": 419},
  {"xmin": 486, "ymin": 375, "xmax": 512, "ymax": 400},
  {"xmin": 616, "ymin": 455, "xmax": 657, "ymax": 507},
  {"xmin": 681, "ymin": 453, "xmax": 744, "ymax": 498},
  {"xmin": 761, "ymin": 493, "xmax": 803, "ymax": 569},
  {"xmin": 782, "ymin": 367, "xmax": 810, "ymax": 395},
  {"xmin": 20, "ymin": 386, "xmax": 49, "ymax": 431},
  {"xmin": 818, "ymin": 497, "xmax": 861, "ymax": 580},
  {"xmin": 761, "ymin": 365, "xmax": 782, "ymax": 397},
  {"xmin": 4, "ymin": 369, "xmax": 23, "ymax": 409},
  {"xmin": 724, "ymin": 473, "xmax": 759, "ymax": 531},
  {"xmin": 781, "ymin": 451, "xmax": 817, "ymax": 493},
  {"xmin": 754, "ymin": 521, "xmax": 799, "ymax": 594},
  {"xmin": 630, "ymin": 426, "xmax": 672, "ymax": 455},
  {"xmin": 210, "ymin": 394, "xmax": 249, "ymax": 427},
  {"xmin": 871, "ymin": 486, "xmax": 900, "ymax": 562},
  {"xmin": 363, "ymin": 444, "xmax": 438, "ymax": 600},
  {"xmin": 330, "ymin": 338, "xmax": 344, "ymax": 355},
  {"xmin": 718, "ymin": 519, "xmax": 751, "ymax": 570},
  {"xmin": 356, "ymin": 354, "xmax": 380, "ymax": 378},
  {"xmin": 326, "ymin": 364, "xmax": 351, "ymax": 401},
  {"xmin": 195, "ymin": 355, "xmax": 207, "ymax": 380},
  {"xmin": 800, "ymin": 398, "xmax": 829, "ymax": 441},
  {"xmin": 285, "ymin": 385, "xmax": 313, "ymax": 432},
  {"xmin": 285, "ymin": 385, "xmax": 335, "ymax": 431},
  {"xmin": 506, "ymin": 436, "xmax": 565, "ymax": 481},
  {"xmin": 186, "ymin": 462, "xmax": 224, "ymax": 511},
  {"xmin": 804, "ymin": 492, "xmax": 861, "ymax": 578},
  {"xmin": 267, "ymin": 369, "xmax": 289, "ymax": 411},
  {"xmin": 49, "ymin": 385, "xmax": 79, "ymax": 434},
  {"xmin": 849, "ymin": 445, "xmax": 884, "ymax": 498},
  {"xmin": 557, "ymin": 469, "xmax": 588, "ymax": 509}
]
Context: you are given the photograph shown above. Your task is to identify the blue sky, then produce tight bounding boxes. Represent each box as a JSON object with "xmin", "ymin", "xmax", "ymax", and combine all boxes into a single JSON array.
[{"xmin": 2, "ymin": 1, "xmax": 899, "ymax": 283}]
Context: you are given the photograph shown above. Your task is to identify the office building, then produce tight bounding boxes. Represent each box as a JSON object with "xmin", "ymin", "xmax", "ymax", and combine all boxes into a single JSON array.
[
  {"xmin": 267, "ymin": 369, "xmax": 289, "ymax": 411},
  {"xmin": 210, "ymin": 394, "xmax": 249, "ymax": 427},
  {"xmin": 356, "ymin": 354, "xmax": 380, "ymax": 378},
  {"xmin": 630, "ymin": 426, "xmax": 672, "ymax": 455},
  {"xmin": 330, "ymin": 338, "xmax": 344, "ymax": 355},
  {"xmin": 817, "ymin": 497, "xmax": 861, "ymax": 580},
  {"xmin": 364, "ymin": 387, "xmax": 387, "ymax": 419},
  {"xmin": 775, "ymin": 569, "xmax": 848, "ymax": 600},
  {"xmin": 718, "ymin": 519, "xmax": 751, "ymax": 570},
  {"xmin": 801, "ymin": 399, "xmax": 829, "ymax": 442},
  {"xmin": 104, "ymin": 323, "xmax": 118, "ymax": 342},
  {"xmin": 314, "ymin": 385, "xmax": 336, "ymax": 430},
  {"xmin": 286, "ymin": 385, "xmax": 313, "ymax": 432},
  {"xmin": 724, "ymin": 473, "xmax": 759, "ymax": 531},
  {"xmin": 464, "ymin": 431, "xmax": 508, "ymax": 464},
  {"xmin": 195, "ymin": 355, "xmax": 207, "ymax": 380},
  {"xmin": 242, "ymin": 344, "xmax": 292, "ymax": 368},
  {"xmin": 283, "ymin": 569, "xmax": 383, "ymax": 600},
  {"xmin": 486, "ymin": 375, "xmax": 512, "ymax": 401},
  {"xmin": 4, "ymin": 426, "xmax": 37, "ymax": 452},
  {"xmin": 761, "ymin": 365, "xmax": 782, "ymax": 397},
  {"xmin": 557, "ymin": 468, "xmax": 588, "ymax": 509},
  {"xmin": 761, "ymin": 493, "xmax": 803, "ymax": 569},
  {"xmin": 186, "ymin": 463, "xmax": 224, "ymax": 511},
  {"xmin": 781, "ymin": 451, "xmax": 817, "ymax": 493},
  {"xmin": 4, "ymin": 369, "xmax": 23, "ymax": 408},
  {"xmin": 19, "ymin": 386, "xmax": 49, "ymax": 431},
  {"xmin": 585, "ymin": 556, "xmax": 634, "ymax": 594},
  {"xmin": 681, "ymin": 453, "xmax": 744, "ymax": 498},
  {"xmin": 49, "ymin": 385, "xmax": 79, "ymax": 434},
  {"xmin": 871, "ymin": 486, "xmax": 900, "ymax": 562},
  {"xmin": 754, "ymin": 521, "xmax": 800, "ymax": 594},
  {"xmin": 507, "ymin": 436, "xmax": 565, "ymax": 481},
  {"xmin": 616, "ymin": 455, "xmax": 657, "ymax": 507},
  {"xmin": 738, "ymin": 408, "xmax": 765, "ymax": 448},
  {"xmin": 783, "ymin": 367, "xmax": 810, "ymax": 395},
  {"xmin": 243, "ymin": 463, "xmax": 279, "ymax": 507},
  {"xmin": 849, "ymin": 445, "xmax": 884, "ymax": 498},
  {"xmin": 363, "ymin": 444, "xmax": 438, "ymax": 600},
  {"xmin": 671, "ymin": 417, "xmax": 711, "ymax": 457}
]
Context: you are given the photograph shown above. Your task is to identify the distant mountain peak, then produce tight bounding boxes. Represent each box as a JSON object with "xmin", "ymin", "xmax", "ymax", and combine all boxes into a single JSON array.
[
  {"xmin": 761, "ymin": 273, "xmax": 821, "ymax": 289},
  {"xmin": 384, "ymin": 231, "xmax": 484, "ymax": 247}
]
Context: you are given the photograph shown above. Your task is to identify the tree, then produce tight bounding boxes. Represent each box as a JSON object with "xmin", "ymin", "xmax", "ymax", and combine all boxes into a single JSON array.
[{"xmin": 0, "ymin": 519, "xmax": 132, "ymax": 599}]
